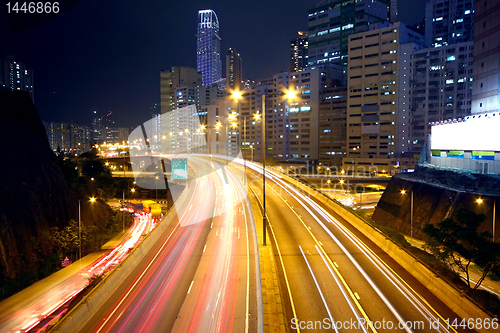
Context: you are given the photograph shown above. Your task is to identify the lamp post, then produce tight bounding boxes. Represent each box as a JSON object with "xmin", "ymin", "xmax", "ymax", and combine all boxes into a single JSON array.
[
  {"xmin": 155, "ymin": 175, "xmax": 159, "ymax": 200},
  {"xmin": 477, "ymin": 198, "xmax": 496, "ymax": 242},
  {"xmin": 401, "ymin": 190, "xmax": 413, "ymax": 241},
  {"xmin": 243, "ymin": 116, "xmax": 247, "ymax": 184},
  {"xmin": 232, "ymin": 89, "xmax": 295, "ymax": 246},
  {"xmin": 79, "ymin": 197, "xmax": 96, "ymax": 261},
  {"xmin": 78, "ymin": 199, "xmax": 81, "ymax": 261}
]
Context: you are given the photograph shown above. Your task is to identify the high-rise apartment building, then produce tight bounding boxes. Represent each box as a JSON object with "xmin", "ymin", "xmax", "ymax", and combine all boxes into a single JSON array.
[
  {"xmin": 471, "ymin": 0, "xmax": 500, "ymax": 114},
  {"xmin": 160, "ymin": 66, "xmax": 227, "ymax": 114},
  {"xmin": 398, "ymin": 42, "xmax": 474, "ymax": 156},
  {"xmin": 307, "ymin": 0, "xmax": 389, "ymax": 69},
  {"xmin": 344, "ymin": 22, "xmax": 424, "ymax": 175},
  {"xmin": 0, "ymin": 56, "xmax": 34, "ymax": 102},
  {"xmin": 160, "ymin": 67, "xmax": 201, "ymax": 113},
  {"xmin": 226, "ymin": 48, "xmax": 242, "ymax": 91},
  {"xmin": 43, "ymin": 121, "xmax": 92, "ymax": 154},
  {"xmin": 425, "ymin": 0, "xmax": 475, "ymax": 48},
  {"xmin": 105, "ymin": 127, "xmax": 130, "ymax": 145},
  {"xmin": 290, "ymin": 31, "xmax": 308, "ymax": 72},
  {"xmin": 197, "ymin": 9, "xmax": 222, "ymax": 87}
]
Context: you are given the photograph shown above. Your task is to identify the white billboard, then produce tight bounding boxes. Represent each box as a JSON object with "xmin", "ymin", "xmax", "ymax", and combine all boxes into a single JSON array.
[{"xmin": 431, "ymin": 114, "xmax": 500, "ymax": 151}]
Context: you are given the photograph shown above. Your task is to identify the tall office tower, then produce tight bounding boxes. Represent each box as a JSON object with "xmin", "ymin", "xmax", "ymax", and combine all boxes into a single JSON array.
[
  {"xmin": 160, "ymin": 67, "xmax": 201, "ymax": 113},
  {"xmin": 471, "ymin": 0, "xmax": 500, "ymax": 114},
  {"xmin": 344, "ymin": 22, "xmax": 424, "ymax": 175},
  {"xmin": 197, "ymin": 9, "xmax": 222, "ymax": 87},
  {"xmin": 398, "ymin": 41, "xmax": 474, "ymax": 157},
  {"xmin": 0, "ymin": 56, "xmax": 34, "ymax": 102},
  {"xmin": 290, "ymin": 31, "xmax": 309, "ymax": 72},
  {"xmin": 226, "ymin": 48, "xmax": 242, "ymax": 91},
  {"xmin": 319, "ymin": 85, "xmax": 347, "ymax": 168},
  {"xmin": 425, "ymin": 0, "xmax": 475, "ymax": 48},
  {"xmin": 307, "ymin": 0, "xmax": 389, "ymax": 70}
]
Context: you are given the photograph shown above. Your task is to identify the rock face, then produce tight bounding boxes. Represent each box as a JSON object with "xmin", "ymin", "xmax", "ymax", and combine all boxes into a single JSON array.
[
  {"xmin": 0, "ymin": 88, "xmax": 75, "ymax": 279},
  {"xmin": 373, "ymin": 164, "xmax": 500, "ymax": 241}
]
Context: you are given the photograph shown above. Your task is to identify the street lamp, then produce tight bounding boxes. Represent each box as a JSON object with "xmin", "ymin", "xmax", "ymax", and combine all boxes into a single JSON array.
[
  {"xmin": 233, "ymin": 88, "xmax": 296, "ymax": 245},
  {"xmin": 401, "ymin": 190, "xmax": 413, "ymax": 241},
  {"xmin": 476, "ymin": 198, "xmax": 496, "ymax": 242},
  {"xmin": 155, "ymin": 175, "xmax": 159, "ymax": 200},
  {"xmin": 79, "ymin": 197, "xmax": 96, "ymax": 261}
]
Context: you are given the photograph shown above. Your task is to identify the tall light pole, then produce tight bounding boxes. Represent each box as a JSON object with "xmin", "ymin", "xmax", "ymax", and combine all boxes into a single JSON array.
[
  {"xmin": 401, "ymin": 190, "xmax": 413, "ymax": 241},
  {"xmin": 78, "ymin": 199, "xmax": 81, "ymax": 261},
  {"xmin": 232, "ymin": 89, "xmax": 295, "ymax": 246},
  {"xmin": 79, "ymin": 197, "xmax": 96, "ymax": 261},
  {"xmin": 261, "ymin": 94, "xmax": 267, "ymax": 245},
  {"xmin": 477, "ymin": 198, "xmax": 496, "ymax": 242},
  {"xmin": 155, "ymin": 175, "xmax": 159, "ymax": 200},
  {"xmin": 243, "ymin": 116, "xmax": 247, "ymax": 184}
]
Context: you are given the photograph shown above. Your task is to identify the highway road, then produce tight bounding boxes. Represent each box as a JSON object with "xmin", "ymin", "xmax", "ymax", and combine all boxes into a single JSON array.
[
  {"xmin": 77, "ymin": 157, "xmax": 259, "ymax": 333},
  {"xmin": 245, "ymin": 163, "xmax": 474, "ymax": 333}
]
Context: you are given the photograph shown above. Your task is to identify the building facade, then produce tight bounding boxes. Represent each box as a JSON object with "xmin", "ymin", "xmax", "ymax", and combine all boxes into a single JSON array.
[
  {"xmin": 398, "ymin": 41, "xmax": 474, "ymax": 157},
  {"xmin": 344, "ymin": 22, "xmax": 424, "ymax": 175},
  {"xmin": 319, "ymin": 85, "xmax": 347, "ymax": 168},
  {"xmin": 0, "ymin": 56, "xmax": 34, "ymax": 102},
  {"xmin": 237, "ymin": 67, "xmax": 341, "ymax": 163},
  {"xmin": 197, "ymin": 9, "xmax": 222, "ymax": 87}
]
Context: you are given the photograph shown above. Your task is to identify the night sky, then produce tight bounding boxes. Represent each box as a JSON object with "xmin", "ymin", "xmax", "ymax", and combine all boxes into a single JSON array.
[{"xmin": 0, "ymin": 0, "xmax": 426, "ymax": 129}]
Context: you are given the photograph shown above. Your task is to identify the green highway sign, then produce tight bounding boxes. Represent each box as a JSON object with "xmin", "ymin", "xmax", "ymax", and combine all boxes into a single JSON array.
[{"xmin": 172, "ymin": 158, "xmax": 188, "ymax": 179}]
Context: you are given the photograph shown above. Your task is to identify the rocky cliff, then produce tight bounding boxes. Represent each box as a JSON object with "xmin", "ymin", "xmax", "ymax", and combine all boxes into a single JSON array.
[
  {"xmin": 373, "ymin": 164, "xmax": 500, "ymax": 241},
  {"xmin": 0, "ymin": 88, "xmax": 75, "ymax": 280}
]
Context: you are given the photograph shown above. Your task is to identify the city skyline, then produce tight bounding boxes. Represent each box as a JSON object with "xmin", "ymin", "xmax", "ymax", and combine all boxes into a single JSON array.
[{"xmin": 0, "ymin": 1, "xmax": 425, "ymax": 128}]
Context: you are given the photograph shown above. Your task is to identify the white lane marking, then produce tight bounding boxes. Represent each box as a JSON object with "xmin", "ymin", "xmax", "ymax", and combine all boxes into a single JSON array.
[
  {"xmin": 334, "ymin": 262, "xmax": 339, "ymax": 268},
  {"xmin": 187, "ymin": 280, "xmax": 194, "ymax": 294},
  {"xmin": 299, "ymin": 245, "xmax": 338, "ymax": 333},
  {"xmin": 316, "ymin": 246, "xmax": 370, "ymax": 333},
  {"xmin": 203, "ymin": 245, "xmax": 207, "ymax": 253},
  {"xmin": 355, "ymin": 292, "xmax": 361, "ymax": 300}
]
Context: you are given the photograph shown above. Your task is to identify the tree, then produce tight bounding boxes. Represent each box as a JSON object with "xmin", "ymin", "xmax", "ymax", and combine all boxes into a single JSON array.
[{"xmin": 423, "ymin": 208, "xmax": 500, "ymax": 289}]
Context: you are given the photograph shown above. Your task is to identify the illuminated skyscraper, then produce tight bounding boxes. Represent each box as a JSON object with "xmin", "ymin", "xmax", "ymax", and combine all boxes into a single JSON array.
[
  {"xmin": 226, "ymin": 48, "xmax": 242, "ymax": 91},
  {"xmin": 197, "ymin": 9, "xmax": 222, "ymax": 87},
  {"xmin": 290, "ymin": 31, "xmax": 308, "ymax": 72}
]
